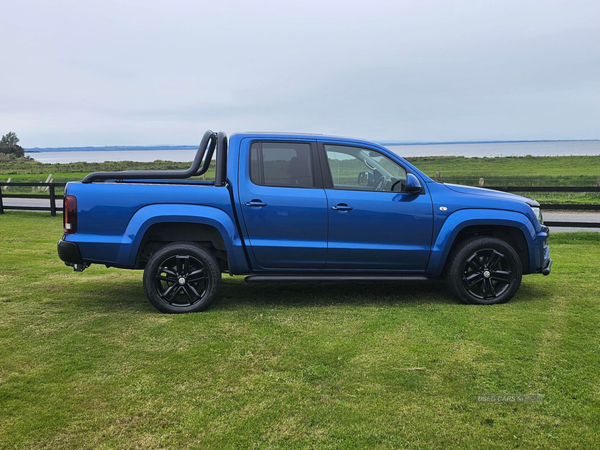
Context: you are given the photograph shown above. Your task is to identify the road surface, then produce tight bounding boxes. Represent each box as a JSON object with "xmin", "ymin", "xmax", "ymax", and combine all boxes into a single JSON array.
[{"xmin": 2, "ymin": 197, "xmax": 599, "ymax": 233}]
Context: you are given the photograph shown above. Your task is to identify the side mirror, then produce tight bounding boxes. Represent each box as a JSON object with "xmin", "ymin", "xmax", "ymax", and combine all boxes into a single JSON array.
[
  {"xmin": 404, "ymin": 173, "xmax": 423, "ymax": 194},
  {"xmin": 357, "ymin": 171, "xmax": 375, "ymax": 187}
]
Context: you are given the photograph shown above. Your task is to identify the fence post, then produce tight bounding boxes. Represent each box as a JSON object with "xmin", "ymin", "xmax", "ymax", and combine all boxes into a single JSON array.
[
  {"xmin": 479, "ymin": 177, "xmax": 485, "ymax": 187},
  {"xmin": 435, "ymin": 171, "xmax": 441, "ymax": 182},
  {"xmin": 40, "ymin": 174, "xmax": 52, "ymax": 191},
  {"xmin": 49, "ymin": 184, "xmax": 56, "ymax": 217},
  {"xmin": 0, "ymin": 186, "xmax": 3, "ymax": 214},
  {"xmin": 597, "ymin": 177, "xmax": 600, "ymax": 187}
]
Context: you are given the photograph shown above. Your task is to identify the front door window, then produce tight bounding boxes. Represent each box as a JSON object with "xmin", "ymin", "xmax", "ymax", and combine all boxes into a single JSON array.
[{"xmin": 325, "ymin": 145, "xmax": 407, "ymax": 192}]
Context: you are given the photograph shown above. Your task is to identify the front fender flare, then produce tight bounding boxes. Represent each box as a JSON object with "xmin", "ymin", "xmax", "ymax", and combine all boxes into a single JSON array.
[
  {"xmin": 426, "ymin": 209, "xmax": 536, "ymax": 276},
  {"xmin": 116, "ymin": 204, "xmax": 249, "ymax": 273}
]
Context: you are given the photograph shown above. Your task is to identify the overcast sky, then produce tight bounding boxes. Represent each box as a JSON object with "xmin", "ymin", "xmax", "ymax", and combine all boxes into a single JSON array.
[{"xmin": 2, "ymin": 0, "xmax": 600, "ymax": 147}]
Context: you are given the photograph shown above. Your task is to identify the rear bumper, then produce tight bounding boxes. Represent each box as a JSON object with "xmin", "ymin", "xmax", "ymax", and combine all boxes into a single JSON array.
[{"xmin": 57, "ymin": 239, "xmax": 83, "ymax": 266}]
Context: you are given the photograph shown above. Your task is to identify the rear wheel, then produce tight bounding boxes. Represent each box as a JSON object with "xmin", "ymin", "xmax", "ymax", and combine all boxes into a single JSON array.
[
  {"xmin": 143, "ymin": 242, "xmax": 221, "ymax": 313},
  {"xmin": 447, "ymin": 237, "xmax": 522, "ymax": 305}
]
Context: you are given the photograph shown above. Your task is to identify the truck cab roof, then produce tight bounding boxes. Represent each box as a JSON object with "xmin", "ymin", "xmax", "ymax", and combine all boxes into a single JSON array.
[{"xmin": 230, "ymin": 132, "xmax": 385, "ymax": 146}]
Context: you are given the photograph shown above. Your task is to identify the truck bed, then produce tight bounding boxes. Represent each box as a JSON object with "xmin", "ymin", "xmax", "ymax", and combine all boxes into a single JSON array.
[{"xmin": 63, "ymin": 181, "xmax": 238, "ymax": 266}]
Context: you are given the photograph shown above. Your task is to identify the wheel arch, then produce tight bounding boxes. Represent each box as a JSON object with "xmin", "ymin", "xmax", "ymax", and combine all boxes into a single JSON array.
[
  {"xmin": 115, "ymin": 204, "xmax": 250, "ymax": 273},
  {"xmin": 135, "ymin": 222, "xmax": 228, "ymax": 270},
  {"xmin": 427, "ymin": 209, "xmax": 536, "ymax": 276},
  {"xmin": 442, "ymin": 224, "xmax": 529, "ymax": 274}
]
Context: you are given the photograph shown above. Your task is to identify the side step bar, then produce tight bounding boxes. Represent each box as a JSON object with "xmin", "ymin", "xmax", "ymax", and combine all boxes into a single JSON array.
[{"xmin": 244, "ymin": 275, "xmax": 429, "ymax": 283}]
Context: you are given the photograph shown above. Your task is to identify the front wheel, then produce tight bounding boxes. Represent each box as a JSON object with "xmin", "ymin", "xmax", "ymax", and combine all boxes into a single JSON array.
[
  {"xmin": 143, "ymin": 242, "xmax": 221, "ymax": 313},
  {"xmin": 446, "ymin": 237, "xmax": 522, "ymax": 305}
]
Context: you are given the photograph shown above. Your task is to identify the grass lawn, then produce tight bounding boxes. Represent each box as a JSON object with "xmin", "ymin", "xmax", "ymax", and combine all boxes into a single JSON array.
[
  {"xmin": 409, "ymin": 155, "xmax": 600, "ymax": 204},
  {"xmin": 408, "ymin": 154, "xmax": 600, "ymax": 179},
  {"xmin": 1, "ymin": 212, "xmax": 600, "ymax": 448}
]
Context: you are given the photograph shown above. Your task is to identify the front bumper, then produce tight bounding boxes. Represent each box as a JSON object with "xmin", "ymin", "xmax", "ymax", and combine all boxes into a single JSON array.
[
  {"xmin": 537, "ymin": 241, "xmax": 552, "ymax": 276},
  {"xmin": 541, "ymin": 257, "xmax": 552, "ymax": 276},
  {"xmin": 531, "ymin": 224, "xmax": 551, "ymax": 275}
]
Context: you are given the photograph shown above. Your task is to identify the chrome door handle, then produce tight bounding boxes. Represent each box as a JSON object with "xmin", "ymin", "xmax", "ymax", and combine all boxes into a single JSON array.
[
  {"xmin": 331, "ymin": 203, "xmax": 353, "ymax": 211},
  {"xmin": 245, "ymin": 200, "xmax": 267, "ymax": 207}
]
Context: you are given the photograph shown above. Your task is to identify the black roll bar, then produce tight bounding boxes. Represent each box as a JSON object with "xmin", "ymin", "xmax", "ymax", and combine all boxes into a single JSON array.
[
  {"xmin": 215, "ymin": 131, "xmax": 228, "ymax": 187},
  {"xmin": 82, "ymin": 130, "xmax": 220, "ymax": 183}
]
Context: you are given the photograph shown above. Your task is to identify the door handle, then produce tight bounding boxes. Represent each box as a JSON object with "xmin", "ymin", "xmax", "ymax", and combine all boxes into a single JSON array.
[
  {"xmin": 331, "ymin": 203, "xmax": 353, "ymax": 211},
  {"xmin": 245, "ymin": 200, "xmax": 267, "ymax": 208}
]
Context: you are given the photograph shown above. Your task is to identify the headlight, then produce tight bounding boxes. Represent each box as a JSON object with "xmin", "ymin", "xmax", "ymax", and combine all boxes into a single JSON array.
[{"xmin": 530, "ymin": 206, "xmax": 543, "ymax": 224}]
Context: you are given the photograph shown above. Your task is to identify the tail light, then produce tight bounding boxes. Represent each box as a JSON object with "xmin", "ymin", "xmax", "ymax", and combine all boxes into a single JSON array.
[{"xmin": 63, "ymin": 195, "xmax": 78, "ymax": 234}]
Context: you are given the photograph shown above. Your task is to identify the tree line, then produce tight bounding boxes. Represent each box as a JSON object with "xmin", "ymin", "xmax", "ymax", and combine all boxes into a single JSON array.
[{"xmin": 0, "ymin": 132, "xmax": 25, "ymax": 157}]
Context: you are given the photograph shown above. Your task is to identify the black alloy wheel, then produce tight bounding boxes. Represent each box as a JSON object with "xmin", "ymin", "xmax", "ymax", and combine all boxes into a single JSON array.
[
  {"xmin": 462, "ymin": 249, "xmax": 512, "ymax": 300},
  {"xmin": 447, "ymin": 236, "xmax": 522, "ymax": 305},
  {"xmin": 154, "ymin": 255, "xmax": 208, "ymax": 307},
  {"xmin": 143, "ymin": 242, "xmax": 221, "ymax": 313}
]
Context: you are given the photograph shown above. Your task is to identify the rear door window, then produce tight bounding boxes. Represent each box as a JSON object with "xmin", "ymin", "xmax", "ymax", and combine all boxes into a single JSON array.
[{"xmin": 250, "ymin": 142, "xmax": 314, "ymax": 188}]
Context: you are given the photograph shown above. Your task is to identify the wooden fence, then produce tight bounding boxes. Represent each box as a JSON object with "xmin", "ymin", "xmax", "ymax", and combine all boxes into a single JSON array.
[
  {"xmin": 0, "ymin": 182, "xmax": 66, "ymax": 216},
  {"xmin": 0, "ymin": 181, "xmax": 599, "ymax": 228}
]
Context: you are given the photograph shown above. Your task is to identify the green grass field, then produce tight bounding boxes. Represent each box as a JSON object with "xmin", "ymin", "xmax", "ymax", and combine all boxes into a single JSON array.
[
  {"xmin": 1, "ymin": 212, "xmax": 599, "ymax": 448},
  {"xmin": 409, "ymin": 154, "xmax": 600, "ymax": 179}
]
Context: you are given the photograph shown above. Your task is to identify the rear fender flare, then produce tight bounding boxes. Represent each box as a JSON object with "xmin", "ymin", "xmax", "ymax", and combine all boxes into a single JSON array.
[{"xmin": 116, "ymin": 204, "xmax": 249, "ymax": 273}]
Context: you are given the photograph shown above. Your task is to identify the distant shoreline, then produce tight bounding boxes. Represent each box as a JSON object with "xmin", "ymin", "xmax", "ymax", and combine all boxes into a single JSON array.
[
  {"xmin": 25, "ymin": 145, "xmax": 198, "ymax": 153},
  {"xmin": 25, "ymin": 139, "xmax": 600, "ymax": 153},
  {"xmin": 378, "ymin": 139, "xmax": 600, "ymax": 146}
]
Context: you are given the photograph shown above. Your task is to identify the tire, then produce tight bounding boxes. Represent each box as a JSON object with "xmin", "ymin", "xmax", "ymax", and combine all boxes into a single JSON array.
[
  {"xmin": 143, "ymin": 242, "xmax": 221, "ymax": 313},
  {"xmin": 446, "ymin": 237, "xmax": 522, "ymax": 305}
]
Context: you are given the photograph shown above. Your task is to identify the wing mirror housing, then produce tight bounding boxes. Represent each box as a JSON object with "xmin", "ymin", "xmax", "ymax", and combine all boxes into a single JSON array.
[{"xmin": 404, "ymin": 173, "xmax": 424, "ymax": 194}]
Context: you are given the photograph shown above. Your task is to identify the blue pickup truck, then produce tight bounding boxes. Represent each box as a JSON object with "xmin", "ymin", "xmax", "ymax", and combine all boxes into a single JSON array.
[{"xmin": 58, "ymin": 130, "xmax": 551, "ymax": 313}]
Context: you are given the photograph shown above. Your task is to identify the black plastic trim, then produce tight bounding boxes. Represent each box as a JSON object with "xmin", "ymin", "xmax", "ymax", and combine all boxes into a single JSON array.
[
  {"xmin": 245, "ymin": 275, "xmax": 429, "ymax": 283},
  {"xmin": 541, "ymin": 258, "xmax": 552, "ymax": 276},
  {"xmin": 214, "ymin": 132, "xmax": 228, "ymax": 187},
  {"xmin": 57, "ymin": 239, "xmax": 83, "ymax": 265},
  {"xmin": 311, "ymin": 142, "xmax": 324, "ymax": 189},
  {"xmin": 316, "ymin": 141, "xmax": 334, "ymax": 189}
]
